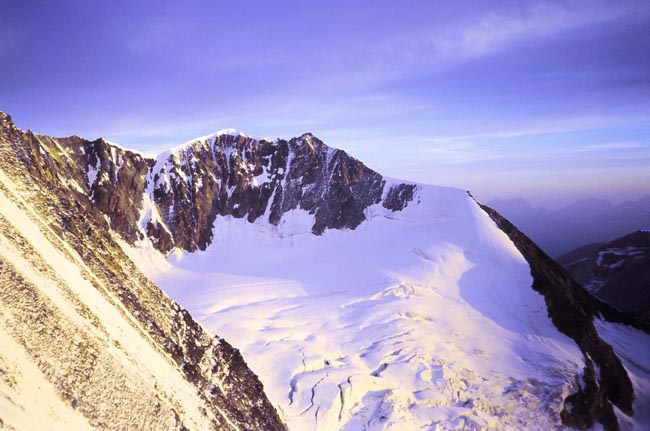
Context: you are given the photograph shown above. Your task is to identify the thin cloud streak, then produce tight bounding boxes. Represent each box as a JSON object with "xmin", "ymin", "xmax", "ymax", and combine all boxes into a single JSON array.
[{"xmin": 427, "ymin": 1, "xmax": 633, "ymax": 64}]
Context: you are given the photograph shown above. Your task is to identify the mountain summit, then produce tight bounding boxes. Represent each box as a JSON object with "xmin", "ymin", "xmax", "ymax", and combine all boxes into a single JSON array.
[
  {"xmin": 1, "ymin": 112, "xmax": 649, "ymax": 431},
  {"xmin": 47, "ymin": 123, "xmax": 418, "ymax": 254}
]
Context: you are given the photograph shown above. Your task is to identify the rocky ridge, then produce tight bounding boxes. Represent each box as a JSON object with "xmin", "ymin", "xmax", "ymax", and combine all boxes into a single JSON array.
[
  {"xmin": 51, "ymin": 126, "xmax": 418, "ymax": 254},
  {"xmin": 479, "ymin": 201, "xmax": 644, "ymax": 431},
  {"xmin": 0, "ymin": 111, "xmax": 286, "ymax": 430}
]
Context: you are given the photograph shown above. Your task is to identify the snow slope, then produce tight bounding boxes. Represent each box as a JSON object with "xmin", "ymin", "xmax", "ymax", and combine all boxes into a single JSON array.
[{"xmin": 124, "ymin": 182, "xmax": 603, "ymax": 431}]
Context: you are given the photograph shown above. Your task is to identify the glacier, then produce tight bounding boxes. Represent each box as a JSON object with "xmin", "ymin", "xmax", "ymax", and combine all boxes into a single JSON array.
[{"xmin": 122, "ymin": 181, "xmax": 640, "ymax": 430}]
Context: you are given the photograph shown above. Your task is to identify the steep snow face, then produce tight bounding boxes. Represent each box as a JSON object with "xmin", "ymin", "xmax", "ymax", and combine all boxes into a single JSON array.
[{"xmin": 126, "ymin": 183, "xmax": 594, "ymax": 431}]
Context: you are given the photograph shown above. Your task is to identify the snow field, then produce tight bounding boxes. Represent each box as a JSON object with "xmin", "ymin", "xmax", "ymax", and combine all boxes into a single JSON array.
[{"xmin": 126, "ymin": 183, "xmax": 589, "ymax": 430}]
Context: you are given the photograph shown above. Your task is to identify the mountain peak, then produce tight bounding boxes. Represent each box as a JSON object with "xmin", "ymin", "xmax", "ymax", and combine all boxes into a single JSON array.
[
  {"xmin": 215, "ymin": 128, "xmax": 244, "ymax": 137},
  {"xmin": 0, "ymin": 111, "xmax": 16, "ymax": 129},
  {"xmin": 138, "ymin": 129, "xmax": 410, "ymax": 251},
  {"xmin": 42, "ymin": 123, "xmax": 415, "ymax": 253}
]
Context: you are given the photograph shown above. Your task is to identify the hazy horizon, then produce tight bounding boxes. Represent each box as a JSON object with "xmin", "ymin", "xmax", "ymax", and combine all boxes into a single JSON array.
[
  {"xmin": 488, "ymin": 193, "xmax": 650, "ymax": 211},
  {"xmin": 1, "ymin": 0, "xmax": 648, "ymax": 208}
]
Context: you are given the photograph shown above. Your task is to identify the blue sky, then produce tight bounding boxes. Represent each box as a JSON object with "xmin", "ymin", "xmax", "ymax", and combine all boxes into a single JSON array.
[{"xmin": 1, "ymin": 0, "xmax": 648, "ymax": 207}]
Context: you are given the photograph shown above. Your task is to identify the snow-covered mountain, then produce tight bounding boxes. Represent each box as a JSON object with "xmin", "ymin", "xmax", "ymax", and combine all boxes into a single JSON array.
[
  {"xmin": 559, "ymin": 231, "xmax": 650, "ymax": 327},
  {"xmin": 83, "ymin": 128, "xmax": 416, "ymax": 254},
  {"xmin": 2, "ymin": 110, "xmax": 649, "ymax": 431}
]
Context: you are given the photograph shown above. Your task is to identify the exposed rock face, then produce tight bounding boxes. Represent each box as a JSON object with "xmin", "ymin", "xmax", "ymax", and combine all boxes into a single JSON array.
[
  {"xmin": 146, "ymin": 132, "xmax": 402, "ymax": 252},
  {"xmin": 11, "ymin": 119, "xmax": 417, "ymax": 255},
  {"xmin": 382, "ymin": 183, "xmax": 418, "ymax": 211},
  {"xmin": 7, "ymin": 115, "xmax": 421, "ymax": 258},
  {"xmin": 559, "ymin": 231, "xmax": 650, "ymax": 327},
  {"xmin": 83, "ymin": 138, "xmax": 152, "ymax": 243},
  {"xmin": 479, "ymin": 200, "xmax": 643, "ymax": 431},
  {"xmin": 0, "ymin": 112, "xmax": 286, "ymax": 430}
]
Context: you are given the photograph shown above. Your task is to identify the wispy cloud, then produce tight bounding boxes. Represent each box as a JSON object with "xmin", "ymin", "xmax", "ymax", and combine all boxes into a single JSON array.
[
  {"xmin": 577, "ymin": 141, "xmax": 648, "ymax": 151},
  {"xmin": 425, "ymin": 1, "xmax": 639, "ymax": 64},
  {"xmin": 404, "ymin": 112, "xmax": 648, "ymax": 145},
  {"xmin": 396, "ymin": 139, "xmax": 650, "ymax": 169}
]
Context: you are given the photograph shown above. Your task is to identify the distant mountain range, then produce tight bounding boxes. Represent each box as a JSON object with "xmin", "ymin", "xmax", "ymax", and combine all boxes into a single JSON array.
[
  {"xmin": 559, "ymin": 230, "xmax": 650, "ymax": 327},
  {"xmin": 488, "ymin": 196, "xmax": 650, "ymax": 257}
]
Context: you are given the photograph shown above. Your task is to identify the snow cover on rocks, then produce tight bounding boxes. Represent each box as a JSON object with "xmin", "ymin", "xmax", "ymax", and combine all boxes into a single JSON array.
[{"xmin": 124, "ymin": 182, "xmax": 595, "ymax": 431}]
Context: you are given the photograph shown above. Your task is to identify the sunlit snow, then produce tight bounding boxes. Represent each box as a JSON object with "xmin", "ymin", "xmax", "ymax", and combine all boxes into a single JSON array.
[{"xmin": 124, "ymin": 183, "xmax": 592, "ymax": 430}]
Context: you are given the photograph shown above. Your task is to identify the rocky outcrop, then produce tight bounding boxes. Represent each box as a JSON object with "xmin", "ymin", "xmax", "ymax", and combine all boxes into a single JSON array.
[
  {"xmin": 383, "ymin": 183, "xmax": 418, "ymax": 211},
  {"xmin": 83, "ymin": 138, "xmax": 152, "ymax": 243},
  {"xmin": 0, "ymin": 111, "xmax": 286, "ymax": 430},
  {"xmin": 478, "ymin": 200, "xmax": 640, "ymax": 431}
]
